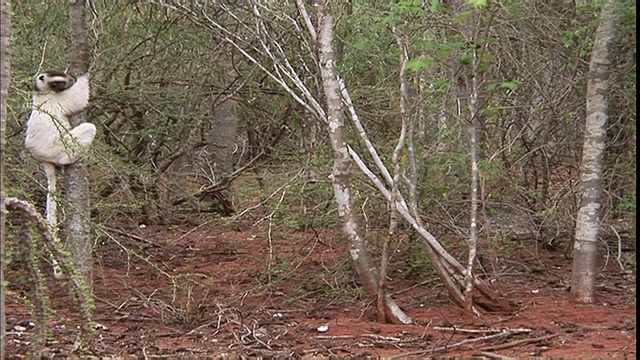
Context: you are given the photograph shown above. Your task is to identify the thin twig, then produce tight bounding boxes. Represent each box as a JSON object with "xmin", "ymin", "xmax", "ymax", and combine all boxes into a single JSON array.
[
  {"xmin": 104, "ymin": 225, "xmax": 161, "ymax": 247},
  {"xmin": 474, "ymin": 350, "xmax": 517, "ymax": 360}
]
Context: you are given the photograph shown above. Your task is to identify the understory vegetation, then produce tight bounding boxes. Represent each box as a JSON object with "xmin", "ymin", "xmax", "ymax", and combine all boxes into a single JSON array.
[{"xmin": 2, "ymin": 0, "xmax": 635, "ymax": 339}]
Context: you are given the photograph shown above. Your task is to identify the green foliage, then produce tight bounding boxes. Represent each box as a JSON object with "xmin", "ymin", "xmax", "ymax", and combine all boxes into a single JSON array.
[
  {"xmin": 478, "ymin": 159, "xmax": 500, "ymax": 180},
  {"xmin": 4, "ymin": 0, "xmax": 635, "ymax": 277},
  {"xmin": 429, "ymin": 0, "xmax": 446, "ymax": 13},
  {"xmin": 615, "ymin": 189, "xmax": 636, "ymax": 213},
  {"xmin": 487, "ymin": 80, "xmax": 521, "ymax": 91},
  {"xmin": 466, "ymin": 0, "xmax": 488, "ymax": 9},
  {"xmin": 488, "ymin": 231, "xmax": 521, "ymax": 259},
  {"xmin": 392, "ymin": 241, "xmax": 434, "ymax": 282},
  {"xmin": 406, "ymin": 56, "xmax": 436, "ymax": 72},
  {"xmin": 384, "ymin": 0, "xmax": 425, "ymax": 25}
]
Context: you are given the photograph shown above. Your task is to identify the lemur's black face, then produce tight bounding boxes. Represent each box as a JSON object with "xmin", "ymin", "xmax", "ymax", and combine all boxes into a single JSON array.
[{"xmin": 34, "ymin": 70, "xmax": 75, "ymax": 93}]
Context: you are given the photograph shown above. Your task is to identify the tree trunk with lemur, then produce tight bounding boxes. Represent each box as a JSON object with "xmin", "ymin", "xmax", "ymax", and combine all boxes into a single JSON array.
[{"xmin": 65, "ymin": 0, "xmax": 93, "ymax": 289}]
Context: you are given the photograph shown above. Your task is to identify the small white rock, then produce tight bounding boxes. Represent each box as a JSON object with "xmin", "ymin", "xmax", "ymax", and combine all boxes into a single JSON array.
[
  {"xmin": 14, "ymin": 325, "xmax": 27, "ymax": 332},
  {"xmin": 272, "ymin": 313, "xmax": 283, "ymax": 318},
  {"xmin": 317, "ymin": 325, "xmax": 329, "ymax": 333},
  {"xmin": 531, "ymin": 289, "xmax": 540, "ymax": 294}
]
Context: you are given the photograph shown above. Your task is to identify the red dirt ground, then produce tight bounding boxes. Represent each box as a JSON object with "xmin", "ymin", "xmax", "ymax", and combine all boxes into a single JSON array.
[{"xmin": 4, "ymin": 218, "xmax": 636, "ymax": 358}]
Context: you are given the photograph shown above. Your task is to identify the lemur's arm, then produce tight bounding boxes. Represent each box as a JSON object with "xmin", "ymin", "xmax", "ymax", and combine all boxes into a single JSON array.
[{"xmin": 61, "ymin": 73, "xmax": 89, "ymax": 116}]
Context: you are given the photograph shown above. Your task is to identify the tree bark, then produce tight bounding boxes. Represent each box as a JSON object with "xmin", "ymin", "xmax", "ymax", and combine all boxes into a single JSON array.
[
  {"xmin": 571, "ymin": 0, "xmax": 620, "ymax": 304},
  {"xmin": 65, "ymin": 0, "xmax": 93, "ymax": 288},
  {"xmin": 316, "ymin": 0, "xmax": 410, "ymax": 324},
  {"xmin": 0, "ymin": 0, "xmax": 10, "ymax": 355},
  {"xmin": 205, "ymin": 96, "xmax": 239, "ymax": 215},
  {"xmin": 466, "ymin": 44, "xmax": 480, "ymax": 312}
]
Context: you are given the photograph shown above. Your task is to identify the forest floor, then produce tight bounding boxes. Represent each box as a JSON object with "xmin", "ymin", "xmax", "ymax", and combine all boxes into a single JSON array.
[{"xmin": 4, "ymin": 216, "xmax": 636, "ymax": 359}]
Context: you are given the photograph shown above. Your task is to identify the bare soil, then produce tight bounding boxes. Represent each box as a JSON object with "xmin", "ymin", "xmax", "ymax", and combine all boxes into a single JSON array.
[{"xmin": 4, "ymin": 218, "xmax": 636, "ymax": 359}]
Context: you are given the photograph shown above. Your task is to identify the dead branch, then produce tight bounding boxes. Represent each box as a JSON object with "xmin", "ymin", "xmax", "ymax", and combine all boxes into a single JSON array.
[
  {"xmin": 388, "ymin": 328, "xmax": 532, "ymax": 359},
  {"xmin": 480, "ymin": 333, "xmax": 559, "ymax": 352},
  {"xmin": 434, "ymin": 326, "xmax": 532, "ymax": 334},
  {"xmin": 474, "ymin": 351, "xmax": 517, "ymax": 360},
  {"xmin": 103, "ymin": 225, "xmax": 160, "ymax": 247}
]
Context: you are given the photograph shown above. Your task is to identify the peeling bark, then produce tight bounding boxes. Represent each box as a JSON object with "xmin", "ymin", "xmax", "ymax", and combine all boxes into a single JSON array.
[{"xmin": 571, "ymin": 0, "xmax": 620, "ymax": 304}]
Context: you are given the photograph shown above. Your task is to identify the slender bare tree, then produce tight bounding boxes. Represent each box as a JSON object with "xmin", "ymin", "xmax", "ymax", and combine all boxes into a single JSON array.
[
  {"xmin": 149, "ymin": 0, "xmax": 508, "ymax": 315},
  {"xmin": 571, "ymin": 0, "xmax": 621, "ymax": 304},
  {"xmin": 316, "ymin": 0, "xmax": 411, "ymax": 324},
  {"xmin": 0, "ymin": 0, "xmax": 10, "ymax": 355}
]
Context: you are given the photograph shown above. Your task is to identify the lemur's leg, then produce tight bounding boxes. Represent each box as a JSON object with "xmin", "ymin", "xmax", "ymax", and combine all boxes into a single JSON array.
[
  {"xmin": 70, "ymin": 123, "xmax": 97, "ymax": 147},
  {"xmin": 57, "ymin": 123, "xmax": 97, "ymax": 165},
  {"xmin": 43, "ymin": 162, "xmax": 63, "ymax": 279},
  {"xmin": 43, "ymin": 162, "xmax": 57, "ymax": 227}
]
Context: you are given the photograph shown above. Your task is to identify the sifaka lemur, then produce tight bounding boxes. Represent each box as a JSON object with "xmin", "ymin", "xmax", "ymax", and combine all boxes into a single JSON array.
[
  {"xmin": 26, "ymin": 70, "xmax": 96, "ymax": 165},
  {"xmin": 25, "ymin": 70, "xmax": 96, "ymax": 279}
]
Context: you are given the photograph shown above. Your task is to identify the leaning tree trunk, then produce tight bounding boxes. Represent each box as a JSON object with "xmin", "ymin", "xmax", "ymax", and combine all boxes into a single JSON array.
[
  {"xmin": 0, "ymin": 0, "xmax": 11, "ymax": 355},
  {"xmin": 65, "ymin": 0, "xmax": 93, "ymax": 288},
  {"xmin": 571, "ymin": 0, "xmax": 620, "ymax": 304},
  {"xmin": 316, "ymin": 0, "xmax": 410, "ymax": 325}
]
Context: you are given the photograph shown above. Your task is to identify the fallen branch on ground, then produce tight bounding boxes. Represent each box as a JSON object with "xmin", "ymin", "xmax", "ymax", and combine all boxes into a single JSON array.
[
  {"xmin": 480, "ymin": 333, "xmax": 559, "ymax": 352},
  {"xmin": 388, "ymin": 328, "xmax": 533, "ymax": 359}
]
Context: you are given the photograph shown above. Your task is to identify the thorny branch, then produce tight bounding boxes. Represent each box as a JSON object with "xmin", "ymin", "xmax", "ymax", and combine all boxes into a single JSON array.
[{"xmin": 4, "ymin": 197, "xmax": 94, "ymax": 334}]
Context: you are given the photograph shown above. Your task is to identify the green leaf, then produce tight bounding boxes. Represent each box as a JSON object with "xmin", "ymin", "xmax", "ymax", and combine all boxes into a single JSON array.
[
  {"xmin": 500, "ymin": 80, "xmax": 521, "ymax": 91},
  {"xmin": 460, "ymin": 48, "xmax": 473, "ymax": 65},
  {"xmin": 466, "ymin": 0, "xmax": 487, "ymax": 8},
  {"xmin": 429, "ymin": 0, "xmax": 445, "ymax": 13},
  {"xmin": 406, "ymin": 57, "xmax": 436, "ymax": 72},
  {"xmin": 354, "ymin": 40, "xmax": 374, "ymax": 50}
]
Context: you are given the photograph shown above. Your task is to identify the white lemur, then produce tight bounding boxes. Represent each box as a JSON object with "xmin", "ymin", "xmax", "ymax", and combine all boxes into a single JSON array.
[
  {"xmin": 25, "ymin": 70, "xmax": 96, "ymax": 279},
  {"xmin": 26, "ymin": 70, "xmax": 96, "ymax": 165}
]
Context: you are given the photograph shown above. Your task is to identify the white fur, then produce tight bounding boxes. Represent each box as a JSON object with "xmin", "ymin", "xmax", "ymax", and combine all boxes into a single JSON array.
[
  {"xmin": 25, "ymin": 71, "xmax": 97, "ymax": 280},
  {"xmin": 25, "ymin": 73, "xmax": 96, "ymax": 165}
]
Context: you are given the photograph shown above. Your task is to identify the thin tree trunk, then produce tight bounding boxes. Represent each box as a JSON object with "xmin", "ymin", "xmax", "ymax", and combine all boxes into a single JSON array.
[
  {"xmin": 65, "ymin": 0, "xmax": 93, "ymax": 288},
  {"xmin": 316, "ymin": 0, "xmax": 410, "ymax": 324},
  {"xmin": 0, "ymin": 0, "xmax": 10, "ymax": 355},
  {"xmin": 149, "ymin": 0, "xmax": 508, "ymax": 314},
  {"xmin": 465, "ymin": 45, "xmax": 480, "ymax": 312},
  {"xmin": 379, "ymin": 23, "xmax": 410, "ymax": 322},
  {"xmin": 571, "ymin": 0, "xmax": 620, "ymax": 304}
]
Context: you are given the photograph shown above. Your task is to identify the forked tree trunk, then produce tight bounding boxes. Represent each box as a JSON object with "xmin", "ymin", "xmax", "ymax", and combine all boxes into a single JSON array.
[
  {"xmin": 571, "ymin": 0, "xmax": 620, "ymax": 304},
  {"xmin": 316, "ymin": 0, "xmax": 411, "ymax": 325},
  {"xmin": 65, "ymin": 0, "xmax": 93, "ymax": 288},
  {"xmin": 0, "ymin": 0, "xmax": 11, "ymax": 355}
]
